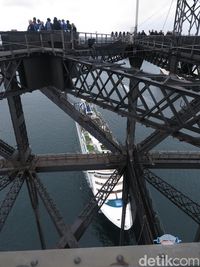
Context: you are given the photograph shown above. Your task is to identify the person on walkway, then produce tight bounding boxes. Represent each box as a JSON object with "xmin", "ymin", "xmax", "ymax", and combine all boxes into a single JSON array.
[
  {"xmin": 66, "ymin": 20, "xmax": 71, "ymax": 32},
  {"xmin": 38, "ymin": 21, "xmax": 45, "ymax": 31},
  {"xmin": 53, "ymin": 17, "xmax": 61, "ymax": 30},
  {"xmin": 61, "ymin": 19, "xmax": 67, "ymax": 31},
  {"xmin": 32, "ymin": 17, "xmax": 37, "ymax": 31},
  {"xmin": 45, "ymin": 18, "xmax": 53, "ymax": 31},
  {"xmin": 27, "ymin": 20, "xmax": 35, "ymax": 31},
  {"xmin": 71, "ymin": 23, "xmax": 77, "ymax": 33}
]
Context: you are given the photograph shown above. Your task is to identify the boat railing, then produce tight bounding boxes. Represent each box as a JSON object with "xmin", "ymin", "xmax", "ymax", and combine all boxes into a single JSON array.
[{"xmin": 74, "ymin": 102, "xmax": 119, "ymax": 148}]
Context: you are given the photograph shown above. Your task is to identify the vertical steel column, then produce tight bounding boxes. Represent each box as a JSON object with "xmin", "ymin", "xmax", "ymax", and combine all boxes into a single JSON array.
[
  {"xmin": 26, "ymin": 172, "xmax": 46, "ymax": 249},
  {"xmin": 194, "ymin": 225, "xmax": 200, "ymax": 242},
  {"xmin": 123, "ymin": 78, "xmax": 138, "ymax": 244},
  {"xmin": 127, "ymin": 150, "xmax": 163, "ymax": 244},
  {"xmin": 173, "ymin": 0, "xmax": 185, "ymax": 35},
  {"xmin": 5, "ymin": 62, "xmax": 31, "ymax": 163},
  {"xmin": 119, "ymin": 170, "xmax": 130, "ymax": 246},
  {"xmin": 125, "ymin": 73, "xmax": 162, "ymax": 244}
]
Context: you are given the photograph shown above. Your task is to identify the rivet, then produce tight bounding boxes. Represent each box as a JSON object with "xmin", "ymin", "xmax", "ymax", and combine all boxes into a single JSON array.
[
  {"xmin": 74, "ymin": 256, "xmax": 81, "ymax": 264},
  {"xmin": 116, "ymin": 254, "xmax": 124, "ymax": 263},
  {"xmin": 30, "ymin": 260, "xmax": 38, "ymax": 267}
]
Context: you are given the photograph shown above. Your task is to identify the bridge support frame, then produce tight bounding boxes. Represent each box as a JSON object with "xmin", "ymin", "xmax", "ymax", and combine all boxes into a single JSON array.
[{"xmin": 174, "ymin": 0, "xmax": 200, "ymax": 35}]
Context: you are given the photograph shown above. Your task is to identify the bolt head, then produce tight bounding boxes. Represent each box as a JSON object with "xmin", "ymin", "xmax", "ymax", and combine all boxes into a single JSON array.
[
  {"xmin": 74, "ymin": 256, "xmax": 81, "ymax": 264},
  {"xmin": 116, "ymin": 254, "xmax": 124, "ymax": 263}
]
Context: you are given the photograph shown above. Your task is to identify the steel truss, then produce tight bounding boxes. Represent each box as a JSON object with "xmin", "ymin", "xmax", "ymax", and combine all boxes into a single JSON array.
[
  {"xmin": 0, "ymin": 57, "xmax": 200, "ymax": 246},
  {"xmin": 144, "ymin": 169, "xmax": 200, "ymax": 224},
  {"xmin": 174, "ymin": 0, "xmax": 200, "ymax": 35},
  {"xmin": 0, "ymin": 29, "xmax": 200, "ymax": 249},
  {"xmin": 0, "ymin": 171, "xmax": 25, "ymax": 232},
  {"xmin": 65, "ymin": 57, "xmax": 200, "ymax": 149},
  {"xmin": 57, "ymin": 167, "xmax": 125, "ymax": 248},
  {"xmin": 133, "ymin": 35, "xmax": 200, "ymax": 77}
]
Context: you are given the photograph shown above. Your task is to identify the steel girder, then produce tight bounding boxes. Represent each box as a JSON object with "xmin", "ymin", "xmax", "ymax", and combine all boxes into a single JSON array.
[
  {"xmin": 65, "ymin": 57, "xmax": 200, "ymax": 149},
  {"xmin": 26, "ymin": 173, "xmax": 46, "ymax": 249},
  {"xmin": 133, "ymin": 35, "xmax": 200, "ymax": 77},
  {"xmin": 0, "ymin": 171, "xmax": 25, "ymax": 232},
  {"xmin": 0, "ymin": 33, "xmax": 199, "ymax": 248},
  {"xmin": 29, "ymin": 172, "xmax": 79, "ymax": 248},
  {"xmin": 137, "ymin": 97, "xmax": 200, "ymax": 153},
  {"xmin": 0, "ymin": 139, "xmax": 16, "ymax": 160},
  {"xmin": 41, "ymin": 86, "xmax": 122, "ymax": 153},
  {"xmin": 57, "ymin": 167, "xmax": 125, "ymax": 248},
  {"xmin": 144, "ymin": 169, "xmax": 200, "ymax": 224},
  {"xmin": 143, "ymin": 151, "xmax": 200, "ymax": 169},
  {"xmin": 3, "ymin": 60, "xmax": 31, "ymax": 162},
  {"xmin": 174, "ymin": 0, "xmax": 200, "ymax": 36}
]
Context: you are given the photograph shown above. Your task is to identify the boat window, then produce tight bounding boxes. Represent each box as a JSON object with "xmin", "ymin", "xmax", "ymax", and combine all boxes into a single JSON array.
[
  {"xmin": 86, "ymin": 103, "xmax": 93, "ymax": 115},
  {"xmin": 105, "ymin": 199, "xmax": 123, "ymax": 207}
]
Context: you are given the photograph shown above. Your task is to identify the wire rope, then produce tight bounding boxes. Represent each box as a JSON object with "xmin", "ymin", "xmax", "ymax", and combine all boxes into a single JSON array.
[{"xmin": 162, "ymin": 0, "xmax": 175, "ymax": 31}]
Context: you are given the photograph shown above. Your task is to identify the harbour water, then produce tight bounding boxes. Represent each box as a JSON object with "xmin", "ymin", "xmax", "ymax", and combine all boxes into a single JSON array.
[{"xmin": 0, "ymin": 61, "xmax": 199, "ymax": 251}]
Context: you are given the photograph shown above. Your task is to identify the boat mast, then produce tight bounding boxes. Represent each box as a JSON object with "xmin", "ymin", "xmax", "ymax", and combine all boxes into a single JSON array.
[{"xmin": 134, "ymin": 0, "xmax": 139, "ymax": 35}]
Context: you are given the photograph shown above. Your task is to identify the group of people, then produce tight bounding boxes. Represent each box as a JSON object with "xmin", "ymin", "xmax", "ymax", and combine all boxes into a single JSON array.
[
  {"xmin": 110, "ymin": 30, "xmax": 173, "ymax": 40},
  {"xmin": 138, "ymin": 29, "xmax": 173, "ymax": 36},
  {"xmin": 111, "ymin": 31, "xmax": 131, "ymax": 41},
  {"xmin": 27, "ymin": 17, "xmax": 77, "ymax": 32}
]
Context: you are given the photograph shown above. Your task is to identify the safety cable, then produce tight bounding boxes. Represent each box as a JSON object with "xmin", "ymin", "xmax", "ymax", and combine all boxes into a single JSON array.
[{"xmin": 162, "ymin": 0, "xmax": 175, "ymax": 31}]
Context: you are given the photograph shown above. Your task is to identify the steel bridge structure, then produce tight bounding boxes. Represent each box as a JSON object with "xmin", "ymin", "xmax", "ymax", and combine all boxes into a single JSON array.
[{"xmin": 0, "ymin": 0, "xmax": 200, "ymax": 256}]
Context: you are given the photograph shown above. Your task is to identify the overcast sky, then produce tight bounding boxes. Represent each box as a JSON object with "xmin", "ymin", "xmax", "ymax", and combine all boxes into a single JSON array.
[{"xmin": 0, "ymin": 0, "xmax": 177, "ymax": 33}]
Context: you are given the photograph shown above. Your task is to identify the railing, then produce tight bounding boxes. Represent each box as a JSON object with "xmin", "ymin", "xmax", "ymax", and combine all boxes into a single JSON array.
[
  {"xmin": 0, "ymin": 31, "xmax": 130, "ymax": 55},
  {"xmin": 1, "ymin": 31, "xmax": 200, "ymax": 58},
  {"xmin": 133, "ymin": 34, "xmax": 200, "ymax": 56}
]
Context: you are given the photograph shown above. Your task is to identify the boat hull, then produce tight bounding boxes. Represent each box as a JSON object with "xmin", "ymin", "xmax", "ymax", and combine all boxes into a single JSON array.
[{"xmin": 75, "ymin": 106, "xmax": 133, "ymax": 230}]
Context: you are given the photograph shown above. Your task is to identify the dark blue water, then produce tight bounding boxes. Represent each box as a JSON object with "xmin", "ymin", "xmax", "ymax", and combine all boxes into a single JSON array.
[{"xmin": 0, "ymin": 61, "xmax": 199, "ymax": 251}]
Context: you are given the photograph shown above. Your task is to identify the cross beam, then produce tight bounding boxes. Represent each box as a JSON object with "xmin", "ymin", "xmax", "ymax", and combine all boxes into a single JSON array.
[
  {"xmin": 35, "ymin": 153, "xmax": 126, "ymax": 172},
  {"xmin": 57, "ymin": 168, "xmax": 124, "ymax": 248},
  {"xmin": 144, "ymin": 169, "xmax": 200, "ymax": 225},
  {"xmin": 144, "ymin": 151, "xmax": 200, "ymax": 169},
  {"xmin": 41, "ymin": 86, "xmax": 122, "ymax": 153},
  {"xmin": 29, "ymin": 171, "xmax": 79, "ymax": 248},
  {"xmin": 174, "ymin": 0, "xmax": 200, "ymax": 36},
  {"xmin": 65, "ymin": 58, "xmax": 200, "ymax": 148},
  {"xmin": 0, "ymin": 171, "xmax": 25, "ymax": 232},
  {"xmin": 0, "ymin": 139, "xmax": 16, "ymax": 160}
]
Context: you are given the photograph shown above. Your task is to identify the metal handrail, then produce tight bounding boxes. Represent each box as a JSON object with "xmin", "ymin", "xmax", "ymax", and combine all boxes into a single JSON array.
[{"xmin": 0, "ymin": 31, "xmax": 129, "ymax": 55}]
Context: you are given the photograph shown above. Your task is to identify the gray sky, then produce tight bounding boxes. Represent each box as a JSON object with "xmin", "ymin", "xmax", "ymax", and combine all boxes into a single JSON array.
[{"xmin": 0, "ymin": 0, "xmax": 177, "ymax": 33}]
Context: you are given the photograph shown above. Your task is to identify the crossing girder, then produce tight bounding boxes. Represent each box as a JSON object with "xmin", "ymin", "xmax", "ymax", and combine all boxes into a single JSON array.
[
  {"xmin": 56, "ymin": 167, "xmax": 125, "ymax": 248},
  {"xmin": 26, "ymin": 172, "xmax": 46, "ymax": 249},
  {"xmin": 41, "ymin": 86, "xmax": 122, "ymax": 153},
  {"xmin": 0, "ymin": 153, "xmax": 126, "ymax": 175},
  {"xmin": 174, "ymin": 0, "xmax": 200, "ymax": 36},
  {"xmin": 133, "ymin": 35, "xmax": 200, "ymax": 77},
  {"xmin": 0, "ymin": 171, "xmax": 25, "ymax": 232},
  {"xmin": 137, "ymin": 97, "xmax": 200, "ymax": 153},
  {"xmin": 0, "ymin": 171, "xmax": 18, "ymax": 191},
  {"xmin": 2, "ymin": 151, "xmax": 200, "ymax": 176},
  {"xmin": 0, "ymin": 31, "xmax": 200, "ymax": 248},
  {"xmin": 65, "ymin": 57, "xmax": 200, "ymax": 149},
  {"xmin": 143, "ymin": 151, "xmax": 200, "ymax": 169},
  {"xmin": 29, "ymin": 171, "xmax": 79, "ymax": 248},
  {"xmin": 0, "ymin": 139, "xmax": 16, "ymax": 160},
  {"xmin": 144, "ymin": 169, "xmax": 200, "ymax": 225},
  {"xmin": 3, "ymin": 60, "xmax": 31, "ymax": 162}
]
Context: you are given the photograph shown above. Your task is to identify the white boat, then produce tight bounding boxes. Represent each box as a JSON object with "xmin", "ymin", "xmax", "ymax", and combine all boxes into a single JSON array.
[{"xmin": 75, "ymin": 101, "xmax": 133, "ymax": 230}]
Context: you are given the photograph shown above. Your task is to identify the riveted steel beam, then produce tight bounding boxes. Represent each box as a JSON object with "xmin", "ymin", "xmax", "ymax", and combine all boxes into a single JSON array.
[{"xmin": 41, "ymin": 86, "xmax": 122, "ymax": 153}]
